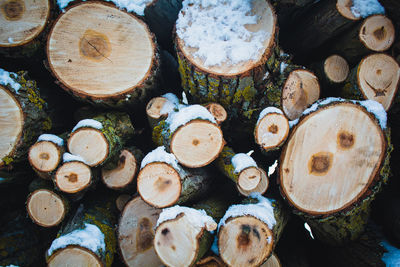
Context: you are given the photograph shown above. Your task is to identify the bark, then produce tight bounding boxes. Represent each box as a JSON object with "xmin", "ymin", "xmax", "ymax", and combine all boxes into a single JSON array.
[{"xmin": 270, "ymin": 0, "xmax": 315, "ymax": 30}]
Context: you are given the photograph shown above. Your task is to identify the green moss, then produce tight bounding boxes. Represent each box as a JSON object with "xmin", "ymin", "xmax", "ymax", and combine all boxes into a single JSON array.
[
  {"xmin": 1, "ymin": 156, "xmax": 14, "ymax": 165},
  {"xmin": 233, "ymin": 77, "xmax": 256, "ymax": 105},
  {"xmin": 380, "ymin": 128, "xmax": 393, "ymax": 184},
  {"xmin": 152, "ymin": 120, "xmax": 166, "ymax": 146},
  {"xmin": 42, "ymin": 117, "xmax": 52, "ymax": 131}
]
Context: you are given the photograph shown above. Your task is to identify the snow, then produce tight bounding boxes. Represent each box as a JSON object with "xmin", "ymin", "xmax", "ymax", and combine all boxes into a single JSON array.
[
  {"xmin": 160, "ymin": 93, "xmax": 180, "ymax": 115},
  {"xmin": 38, "ymin": 134, "xmax": 64, "ymax": 146},
  {"xmin": 382, "ymin": 240, "xmax": 400, "ymax": 266},
  {"xmin": 257, "ymin": 107, "xmax": 284, "ymax": 124},
  {"xmin": 166, "ymin": 104, "xmax": 216, "ymax": 133},
  {"xmin": 231, "ymin": 153, "xmax": 257, "ymax": 174},
  {"xmin": 211, "ymin": 236, "xmax": 219, "ymax": 255},
  {"xmin": 351, "ymin": 0, "xmax": 385, "ymax": 18},
  {"xmin": 218, "ymin": 193, "xmax": 276, "ymax": 231},
  {"xmin": 176, "ymin": 0, "xmax": 268, "ymax": 67},
  {"xmin": 8, "ymin": 37, "xmax": 14, "ymax": 44},
  {"xmin": 47, "ymin": 223, "xmax": 105, "ymax": 256},
  {"xmin": 140, "ymin": 146, "xmax": 180, "ymax": 171},
  {"xmin": 57, "ymin": 0, "xmax": 153, "ymax": 15},
  {"xmin": 157, "ymin": 205, "xmax": 217, "ymax": 231},
  {"xmin": 268, "ymin": 160, "xmax": 278, "ymax": 176},
  {"xmin": 63, "ymin": 153, "xmax": 86, "ymax": 163},
  {"xmin": 263, "ymin": 71, "xmax": 270, "ymax": 80},
  {"xmin": 72, "ymin": 119, "xmax": 103, "ymax": 132},
  {"xmin": 280, "ymin": 62, "xmax": 288, "ymax": 73},
  {"xmin": 0, "ymin": 68, "xmax": 21, "ymax": 92},
  {"xmin": 182, "ymin": 91, "xmax": 189, "ymax": 105},
  {"xmin": 304, "ymin": 223, "xmax": 314, "ymax": 239}
]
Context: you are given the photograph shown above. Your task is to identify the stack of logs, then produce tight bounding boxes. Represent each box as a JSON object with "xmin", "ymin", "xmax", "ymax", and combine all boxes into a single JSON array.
[{"xmin": 1, "ymin": 0, "xmax": 400, "ymax": 266}]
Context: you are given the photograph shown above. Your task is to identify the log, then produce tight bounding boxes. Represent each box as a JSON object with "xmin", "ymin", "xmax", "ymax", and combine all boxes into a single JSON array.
[
  {"xmin": 279, "ymin": 98, "xmax": 392, "ymax": 245},
  {"xmin": 137, "ymin": 146, "xmax": 213, "ymax": 208},
  {"xmin": 47, "ymin": 1, "xmax": 160, "ymax": 107},
  {"xmin": 101, "ymin": 147, "xmax": 143, "ymax": 191},
  {"xmin": 217, "ymin": 194, "xmax": 289, "ymax": 267},
  {"xmin": 67, "ymin": 111, "xmax": 134, "ymax": 167},
  {"xmin": 46, "ymin": 197, "xmax": 117, "ymax": 267},
  {"xmin": 0, "ymin": 69, "xmax": 51, "ymax": 168},
  {"xmin": 205, "ymin": 103, "xmax": 227, "ymax": 125},
  {"xmin": 146, "ymin": 93, "xmax": 180, "ymax": 129},
  {"xmin": 215, "ymin": 146, "xmax": 269, "ymax": 196},
  {"xmin": 260, "ymin": 253, "xmax": 282, "ymax": 267},
  {"xmin": 115, "ymin": 194, "xmax": 131, "ymax": 212},
  {"xmin": 342, "ymin": 53, "xmax": 400, "ymax": 111},
  {"xmin": 118, "ymin": 195, "xmax": 163, "ymax": 267},
  {"xmin": 195, "ymin": 255, "xmax": 227, "ymax": 267}
]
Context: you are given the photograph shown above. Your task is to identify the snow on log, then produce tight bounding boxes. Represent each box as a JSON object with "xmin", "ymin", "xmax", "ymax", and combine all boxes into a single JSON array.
[{"xmin": 146, "ymin": 93, "xmax": 180, "ymax": 129}]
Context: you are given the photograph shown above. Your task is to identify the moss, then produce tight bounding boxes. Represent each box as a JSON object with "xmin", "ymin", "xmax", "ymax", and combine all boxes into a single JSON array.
[
  {"xmin": 216, "ymin": 146, "xmax": 239, "ymax": 184},
  {"xmin": 1, "ymin": 156, "xmax": 14, "ymax": 165},
  {"xmin": 206, "ymin": 76, "xmax": 220, "ymax": 103},
  {"xmin": 232, "ymin": 77, "xmax": 256, "ymax": 105},
  {"xmin": 42, "ymin": 117, "xmax": 52, "ymax": 131},
  {"xmin": 152, "ymin": 120, "xmax": 167, "ymax": 146},
  {"xmin": 380, "ymin": 128, "xmax": 393, "ymax": 184}
]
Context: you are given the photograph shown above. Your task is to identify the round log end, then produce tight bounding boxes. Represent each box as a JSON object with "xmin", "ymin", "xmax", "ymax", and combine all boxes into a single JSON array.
[
  {"xmin": 324, "ymin": 55, "xmax": 349, "ymax": 83},
  {"xmin": 55, "ymin": 161, "xmax": 92, "ymax": 194},
  {"xmin": 359, "ymin": 15, "xmax": 395, "ymax": 52},
  {"xmin": 336, "ymin": 0, "xmax": 360, "ymax": 21},
  {"xmin": 238, "ymin": 168, "xmax": 269, "ymax": 196},
  {"xmin": 205, "ymin": 103, "xmax": 228, "ymax": 124},
  {"xmin": 255, "ymin": 112, "xmax": 289, "ymax": 151},
  {"xmin": 261, "ymin": 253, "xmax": 282, "ymax": 267},
  {"xmin": 47, "ymin": 246, "xmax": 102, "ymax": 267},
  {"xmin": 146, "ymin": 97, "xmax": 169, "ymax": 120},
  {"xmin": 29, "ymin": 141, "xmax": 62, "ymax": 173}
]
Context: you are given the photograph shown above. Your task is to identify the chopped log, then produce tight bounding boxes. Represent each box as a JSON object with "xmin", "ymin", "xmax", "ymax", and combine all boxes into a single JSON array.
[
  {"xmin": 118, "ymin": 195, "xmax": 163, "ymax": 267},
  {"xmin": 115, "ymin": 194, "xmax": 131, "ymax": 212},
  {"xmin": 47, "ymin": 1, "xmax": 160, "ymax": 107},
  {"xmin": 217, "ymin": 194, "xmax": 288, "ymax": 267},
  {"xmin": 146, "ymin": 93, "xmax": 180, "ymax": 129},
  {"xmin": 195, "ymin": 255, "xmax": 227, "ymax": 267},
  {"xmin": 279, "ymin": 99, "xmax": 391, "ymax": 245},
  {"xmin": 46, "ymin": 197, "xmax": 117, "ymax": 267},
  {"xmin": 342, "ymin": 53, "xmax": 400, "ymax": 111},
  {"xmin": 101, "ymin": 147, "xmax": 143, "ymax": 191},
  {"xmin": 205, "ymin": 103, "xmax": 227, "ymax": 125},
  {"xmin": 137, "ymin": 146, "xmax": 213, "ymax": 208},
  {"xmin": 152, "ymin": 105, "xmax": 224, "ymax": 168},
  {"xmin": 0, "ymin": 70, "xmax": 51, "ymax": 168},
  {"xmin": 68, "ymin": 111, "xmax": 134, "ymax": 167},
  {"xmin": 216, "ymin": 146, "xmax": 269, "ymax": 196},
  {"xmin": 261, "ymin": 253, "xmax": 282, "ymax": 267}
]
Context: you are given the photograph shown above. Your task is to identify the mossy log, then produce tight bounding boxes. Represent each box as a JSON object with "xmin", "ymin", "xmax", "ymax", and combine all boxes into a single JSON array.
[
  {"xmin": 46, "ymin": 196, "xmax": 117, "ymax": 267},
  {"xmin": 0, "ymin": 70, "xmax": 52, "ymax": 169},
  {"xmin": 279, "ymin": 99, "xmax": 392, "ymax": 245}
]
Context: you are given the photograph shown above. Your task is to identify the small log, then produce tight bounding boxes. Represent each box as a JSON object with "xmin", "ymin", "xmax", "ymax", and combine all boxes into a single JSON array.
[
  {"xmin": 46, "ymin": 197, "xmax": 117, "ymax": 267},
  {"xmin": 146, "ymin": 93, "xmax": 180, "ymax": 129},
  {"xmin": 68, "ymin": 111, "xmax": 134, "ymax": 167},
  {"xmin": 260, "ymin": 253, "xmax": 282, "ymax": 267},
  {"xmin": 137, "ymin": 146, "xmax": 213, "ymax": 208},
  {"xmin": 101, "ymin": 147, "xmax": 143, "ymax": 191},
  {"xmin": 215, "ymin": 146, "xmax": 269, "ymax": 196},
  {"xmin": 118, "ymin": 195, "xmax": 163, "ymax": 267},
  {"xmin": 205, "ymin": 103, "xmax": 227, "ymax": 125},
  {"xmin": 0, "ymin": 70, "xmax": 51, "ymax": 168},
  {"xmin": 115, "ymin": 194, "xmax": 131, "ymax": 212},
  {"xmin": 342, "ymin": 53, "xmax": 400, "ymax": 111},
  {"xmin": 47, "ymin": 1, "xmax": 160, "ymax": 107}
]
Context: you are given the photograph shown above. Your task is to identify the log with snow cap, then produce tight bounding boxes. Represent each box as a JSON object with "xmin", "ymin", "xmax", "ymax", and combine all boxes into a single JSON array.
[
  {"xmin": 152, "ymin": 104, "xmax": 224, "ymax": 168},
  {"xmin": 280, "ymin": 98, "xmax": 392, "ymax": 245},
  {"xmin": 67, "ymin": 111, "xmax": 134, "ymax": 167},
  {"xmin": 215, "ymin": 146, "xmax": 269, "ymax": 196},
  {"xmin": 0, "ymin": 69, "xmax": 52, "ymax": 168},
  {"xmin": 137, "ymin": 146, "xmax": 213, "ymax": 208},
  {"xmin": 217, "ymin": 194, "xmax": 289, "ymax": 267}
]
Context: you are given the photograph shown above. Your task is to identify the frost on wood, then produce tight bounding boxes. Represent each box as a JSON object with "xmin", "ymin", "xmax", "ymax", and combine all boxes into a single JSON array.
[
  {"xmin": 257, "ymin": 107, "xmax": 284, "ymax": 124},
  {"xmin": 63, "ymin": 152, "xmax": 86, "ymax": 163},
  {"xmin": 166, "ymin": 104, "xmax": 216, "ymax": 133},
  {"xmin": 160, "ymin": 93, "xmax": 180, "ymax": 115},
  {"xmin": 72, "ymin": 119, "xmax": 103, "ymax": 132},
  {"xmin": 0, "ymin": 68, "xmax": 21, "ymax": 92},
  {"xmin": 140, "ymin": 146, "xmax": 180, "ymax": 171},
  {"xmin": 381, "ymin": 241, "xmax": 400, "ymax": 266},
  {"xmin": 47, "ymin": 223, "xmax": 105, "ymax": 256},
  {"xmin": 231, "ymin": 153, "xmax": 257, "ymax": 174},
  {"xmin": 176, "ymin": 0, "xmax": 268, "ymax": 67},
  {"xmin": 157, "ymin": 205, "xmax": 217, "ymax": 231},
  {"xmin": 57, "ymin": 0, "xmax": 153, "ymax": 15},
  {"xmin": 280, "ymin": 62, "xmax": 288, "ymax": 73},
  {"xmin": 351, "ymin": 0, "xmax": 385, "ymax": 18},
  {"xmin": 38, "ymin": 134, "xmax": 64, "ymax": 146}
]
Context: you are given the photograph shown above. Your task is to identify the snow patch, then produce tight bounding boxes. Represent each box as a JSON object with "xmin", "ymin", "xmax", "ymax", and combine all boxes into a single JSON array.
[
  {"xmin": 257, "ymin": 107, "xmax": 284, "ymax": 124},
  {"xmin": 157, "ymin": 205, "xmax": 217, "ymax": 231},
  {"xmin": 351, "ymin": 0, "xmax": 385, "ymax": 18},
  {"xmin": 140, "ymin": 146, "xmax": 180, "ymax": 171},
  {"xmin": 0, "ymin": 68, "xmax": 21, "ymax": 92},
  {"xmin": 63, "ymin": 153, "xmax": 86, "ymax": 163},
  {"xmin": 38, "ymin": 134, "xmax": 64, "ymax": 146},
  {"xmin": 263, "ymin": 71, "xmax": 270, "ymax": 80},
  {"xmin": 57, "ymin": 0, "xmax": 152, "ymax": 15},
  {"xmin": 211, "ymin": 236, "xmax": 219, "ymax": 255},
  {"xmin": 182, "ymin": 91, "xmax": 189, "ymax": 105},
  {"xmin": 176, "ymin": 0, "xmax": 268, "ymax": 67},
  {"xmin": 72, "ymin": 119, "xmax": 103, "ymax": 132},
  {"xmin": 382, "ymin": 240, "xmax": 400, "ymax": 266},
  {"xmin": 268, "ymin": 160, "xmax": 278, "ymax": 177},
  {"xmin": 231, "ymin": 153, "xmax": 257, "ymax": 174},
  {"xmin": 8, "ymin": 37, "xmax": 14, "ymax": 44},
  {"xmin": 166, "ymin": 104, "xmax": 216, "ymax": 133},
  {"xmin": 304, "ymin": 223, "xmax": 314, "ymax": 239},
  {"xmin": 280, "ymin": 62, "xmax": 288, "ymax": 73},
  {"xmin": 160, "ymin": 93, "xmax": 180, "ymax": 115},
  {"xmin": 47, "ymin": 223, "xmax": 105, "ymax": 256}
]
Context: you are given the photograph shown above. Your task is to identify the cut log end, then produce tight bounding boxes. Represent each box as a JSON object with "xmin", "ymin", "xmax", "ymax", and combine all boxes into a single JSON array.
[
  {"xmin": 218, "ymin": 216, "xmax": 274, "ymax": 267},
  {"xmin": 137, "ymin": 162, "xmax": 181, "ymax": 208},
  {"xmin": 255, "ymin": 113, "xmax": 289, "ymax": 151},
  {"xmin": 27, "ymin": 189, "xmax": 66, "ymax": 227},
  {"xmin": 55, "ymin": 161, "xmax": 92, "ymax": 194},
  {"xmin": 359, "ymin": 15, "xmax": 395, "ymax": 52},
  {"xmin": 101, "ymin": 149, "xmax": 138, "ymax": 190},
  {"xmin": 0, "ymin": 0, "xmax": 49, "ymax": 47},
  {"xmin": 29, "ymin": 141, "xmax": 62, "ymax": 173},
  {"xmin": 280, "ymin": 102, "xmax": 385, "ymax": 215},
  {"xmin": 146, "ymin": 97, "xmax": 169, "ymax": 120},
  {"xmin": 205, "ymin": 103, "xmax": 227, "ymax": 124},
  {"xmin": 68, "ymin": 128, "xmax": 108, "ymax": 166},
  {"xmin": 282, "ymin": 70, "xmax": 320, "ymax": 120},
  {"xmin": 171, "ymin": 120, "xmax": 224, "ymax": 168},
  {"xmin": 47, "ymin": 246, "xmax": 102, "ymax": 267},
  {"xmin": 336, "ymin": 0, "xmax": 360, "ymax": 21},
  {"xmin": 261, "ymin": 253, "xmax": 281, "ymax": 267},
  {"xmin": 0, "ymin": 86, "xmax": 23, "ymax": 166},
  {"xmin": 324, "ymin": 55, "xmax": 349, "ymax": 83},
  {"xmin": 358, "ymin": 53, "xmax": 400, "ymax": 111},
  {"xmin": 238, "ymin": 168, "xmax": 269, "ymax": 196}
]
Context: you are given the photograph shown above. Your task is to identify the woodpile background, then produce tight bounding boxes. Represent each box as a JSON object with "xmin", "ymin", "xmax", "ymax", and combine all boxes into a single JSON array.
[{"xmin": 1, "ymin": 0, "xmax": 400, "ymax": 266}]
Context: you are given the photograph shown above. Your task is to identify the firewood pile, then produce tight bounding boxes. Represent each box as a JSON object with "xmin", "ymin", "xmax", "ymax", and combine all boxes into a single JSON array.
[{"xmin": 1, "ymin": 0, "xmax": 400, "ymax": 266}]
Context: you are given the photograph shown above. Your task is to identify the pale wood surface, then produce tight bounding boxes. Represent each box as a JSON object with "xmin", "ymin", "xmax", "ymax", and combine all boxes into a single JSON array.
[
  {"xmin": 102, "ymin": 149, "xmax": 138, "ymax": 188},
  {"xmin": 48, "ymin": 246, "xmax": 102, "ymax": 267},
  {"xmin": 27, "ymin": 189, "xmax": 65, "ymax": 227},
  {"xmin": 360, "ymin": 15, "xmax": 395, "ymax": 52},
  {"xmin": 255, "ymin": 113, "xmax": 289, "ymax": 151},
  {"xmin": 205, "ymin": 103, "xmax": 227, "ymax": 125},
  {"xmin": 146, "ymin": 97, "xmax": 169, "ymax": 120},
  {"xmin": 55, "ymin": 161, "xmax": 91, "ymax": 193},
  {"xmin": 260, "ymin": 253, "xmax": 281, "ymax": 267},
  {"xmin": 336, "ymin": 0, "xmax": 359, "ymax": 20},
  {"xmin": 237, "ymin": 167, "xmax": 261, "ymax": 191},
  {"xmin": 29, "ymin": 141, "xmax": 61, "ymax": 172},
  {"xmin": 324, "ymin": 55, "xmax": 349, "ymax": 83},
  {"xmin": 237, "ymin": 168, "xmax": 269, "ymax": 196}
]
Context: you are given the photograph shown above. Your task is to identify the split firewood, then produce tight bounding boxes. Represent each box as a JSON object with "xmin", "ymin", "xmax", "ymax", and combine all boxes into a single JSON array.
[
  {"xmin": 279, "ymin": 98, "xmax": 391, "ymax": 245},
  {"xmin": 67, "ymin": 111, "xmax": 134, "ymax": 167},
  {"xmin": 46, "ymin": 197, "xmax": 117, "ymax": 267},
  {"xmin": 101, "ymin": 147, "xmax": 143, "ymax": 191},
  {"xmin": 217, "ymin": 194, "xmax": 289, "ymax": 267},
  {"xmin": 118, "ymin": 195, "xmax": 163, "ymax": 267},
  {"xmin": 216, "ymin": 146, "xmax": 269, "ymax": 196},
  {"xmin": 0, "ymin": 69, "xmax": 51, "ymax": 169},
  {"xmin": 137, "ymin": 146, "xmax": 213, "ymax": 208},
  {"xmin": 342, "ymin": 53, "xmax": 400, "ymax": 111},
  {"xmin": 47, "ymin": 1, "xmax": 160, "ymax": 107},
  {"xmin": 152, "ymin": 104, "xmax": 224, "ymax": 168}
]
